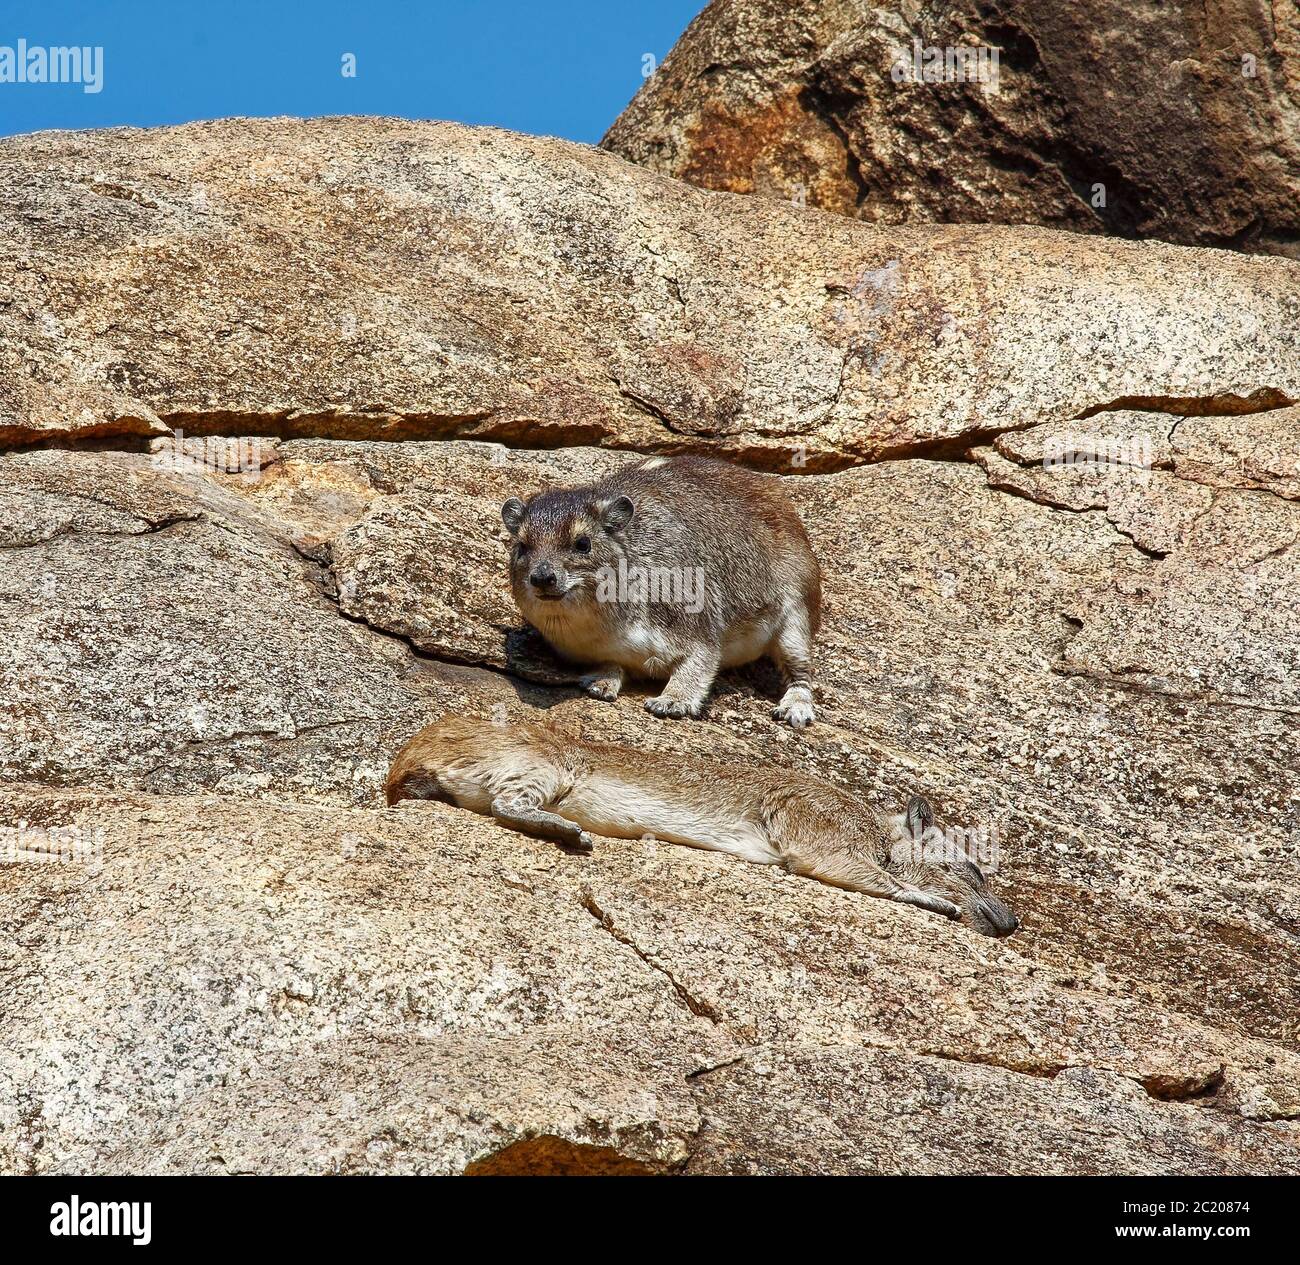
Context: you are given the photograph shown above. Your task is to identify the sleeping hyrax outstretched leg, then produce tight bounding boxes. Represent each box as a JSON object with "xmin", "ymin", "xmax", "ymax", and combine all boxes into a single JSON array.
[{"xmin": 386, "ymin": 717, "xmax": 1018, "ymax": 936}]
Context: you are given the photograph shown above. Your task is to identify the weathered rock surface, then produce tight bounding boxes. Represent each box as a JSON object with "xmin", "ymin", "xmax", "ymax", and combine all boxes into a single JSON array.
[
  {"xmin": 605, "ymin": 0, "xmax": 1300, "ymax": 255},
  {"xmin": 1, "ymin": 117, "xmax": 1299, "ymax": 1174},
  {"xmin": 4, "ymin": 433, "xmax": 1299, "ymax": 1172},
  {"xmin": 2, "ymin": 118, "xmax": 1299, "ymax": 468},
  {"xmin": 3, "ymin": 785, "xmax": 1299, "ymax": 1175}
]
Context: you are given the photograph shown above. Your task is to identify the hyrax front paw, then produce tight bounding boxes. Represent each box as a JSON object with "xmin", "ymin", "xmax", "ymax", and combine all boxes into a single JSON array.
[
  {"xmin": 644, "ymin": 695, "xmax": 703, "ymax": 720},
  {"xmin": 580, "ymin": 673, "xmax": 621, "ymax": 703},
  {"xmin": 896, "ymin": 888, "xmax": 960, "ymax": 920},
  {"xmin": 773, "ymin": 686, "xmax": 815, "ymax": 729},
  {"xmin": 773, "ymin": 699, "xmax": 815, "ymax": 729},
  {"xmin": 918, "ymin": 893, "xmax": 961, "ymax": 919},
  {"xmin": 560, "ymin": 829, "xmax": 595, "ymax": 854}
]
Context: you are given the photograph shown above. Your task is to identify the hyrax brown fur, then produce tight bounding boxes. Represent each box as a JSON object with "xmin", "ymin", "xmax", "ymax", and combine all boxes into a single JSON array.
[
  {"xmin": 386, "ymin": 716, "xmax": 1018, "ymax": 937},
  {"xmin": 501, "ymin": 456, "xmax": 821, "ymax": 726}
]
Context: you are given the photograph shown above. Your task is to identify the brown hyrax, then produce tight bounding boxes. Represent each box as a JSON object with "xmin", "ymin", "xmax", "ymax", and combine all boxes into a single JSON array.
[
  {"xmin": 387, "ymin": 716, "xmax": 1019, "ymax": 937},
  {"xmin": 501, "ymin": 456, "xmax": 821, "ymax": 726}
]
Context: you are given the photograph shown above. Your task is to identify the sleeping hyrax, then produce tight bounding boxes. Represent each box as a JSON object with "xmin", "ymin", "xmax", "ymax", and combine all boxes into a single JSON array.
[
  {"xmin": 501, "ymin": 456, "xmax": 821, "ymax": 726},
  {"xmin": 386, "ymin": 716, "xmax": 1019, "ymax": 937}
]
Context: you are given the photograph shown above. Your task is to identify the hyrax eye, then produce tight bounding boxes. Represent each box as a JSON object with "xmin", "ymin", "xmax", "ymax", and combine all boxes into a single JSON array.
[{"xmin": 573, "ymin": 535, "xmax": 592, "ymax": 554}]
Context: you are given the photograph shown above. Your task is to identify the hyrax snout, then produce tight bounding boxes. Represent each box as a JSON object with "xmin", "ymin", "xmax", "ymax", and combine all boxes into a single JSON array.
[{"xmin": 501, "ymin": 455, "xmax": 821, "ymax": 725}]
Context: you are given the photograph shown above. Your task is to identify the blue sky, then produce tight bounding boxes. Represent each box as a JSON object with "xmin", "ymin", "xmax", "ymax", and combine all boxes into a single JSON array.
[{"xmin": 0, "ymin": 1, "xmax": 702, "ymax": 142}]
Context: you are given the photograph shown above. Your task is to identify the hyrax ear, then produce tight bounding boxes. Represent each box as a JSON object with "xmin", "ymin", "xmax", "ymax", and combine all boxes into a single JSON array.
[
  {"xmin": 501, "ymin": 498, "xmax": 527, "ymax": 535},
  {"xmin": 905, "ymin": 795, "xmax": 934, "ymax": 839},
  {"xmin": 600, "ymin": 495, "xmax": 634, "ymax": 533}
]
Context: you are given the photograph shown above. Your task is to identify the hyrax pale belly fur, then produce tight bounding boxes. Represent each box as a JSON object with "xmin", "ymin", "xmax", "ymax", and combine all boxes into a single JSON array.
[
  {"xmin": 386, "ymin": 716, "xmax": 1019, "ymax": 937},
  {"xmin": 501, "ymin": 456, "xmax": 821, "ymax": 726}
]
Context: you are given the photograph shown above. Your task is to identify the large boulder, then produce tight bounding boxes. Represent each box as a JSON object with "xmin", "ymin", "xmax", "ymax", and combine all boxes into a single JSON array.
[
  {"xmin": 604, "ymin": 0, "xmax": 1300, "ymax": 255},
  {"xmin": 2, "ymin": 117, "xmax": 1298, "ymax": 470},
  {"xmin": 1, "ymin": 117, "xmax": 1298, "ymax": 1174},
  {"xmin": 4, "ymin": 783, "xmax": 1299, "ymax": 1175}
]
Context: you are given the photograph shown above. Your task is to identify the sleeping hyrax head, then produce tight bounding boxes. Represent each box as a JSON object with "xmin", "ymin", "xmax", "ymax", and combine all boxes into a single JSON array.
[{"xmin": 891, "ymin": 796, "xmax": 1020, "ymax": 937}]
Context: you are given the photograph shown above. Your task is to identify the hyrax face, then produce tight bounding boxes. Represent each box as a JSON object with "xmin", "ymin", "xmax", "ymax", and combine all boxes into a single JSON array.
[
  {"xmin": 892, "ymin": 796, "xmax": 1019, "ymax": 937},
  {"xmin": 501, "ymin": 491, "xmax": 633, "ymax": 613},
  {"xmin": 934, "ymin": 859, "xmax": 1019, "ymax": 937}
]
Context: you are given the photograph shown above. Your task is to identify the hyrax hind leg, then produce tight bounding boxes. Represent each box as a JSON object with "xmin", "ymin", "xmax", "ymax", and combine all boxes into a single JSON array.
[
  {"xmin": 770, "ymin": 603, "xmax": 816, "ymax": 729},
  {"xmin": 480, "ymin": 759, "xmax": 594, "ymax": 853}
]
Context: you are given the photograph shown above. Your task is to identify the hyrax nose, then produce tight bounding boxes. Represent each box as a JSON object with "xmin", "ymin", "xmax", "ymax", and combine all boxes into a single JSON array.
[{"xmin": 529, "ymin": 562, "xmax": 559, "ymax": 591}]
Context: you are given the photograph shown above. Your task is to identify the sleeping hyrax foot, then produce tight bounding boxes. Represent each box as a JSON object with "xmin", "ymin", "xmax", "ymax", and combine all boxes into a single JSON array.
[
  {"xmin": 580, "ymin": 665, "xmax": 624, "ymax": 703},
  {"xmin": 773, "ymin": 685, "xmax": 816, "ymax": 729},
  {"xmin": 560, "ymin": 830, "xmax": 596, "ymax": 854},
  {"xmin": 645, "ymin": 695, "xmax": 703, "ymax": 720}
]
